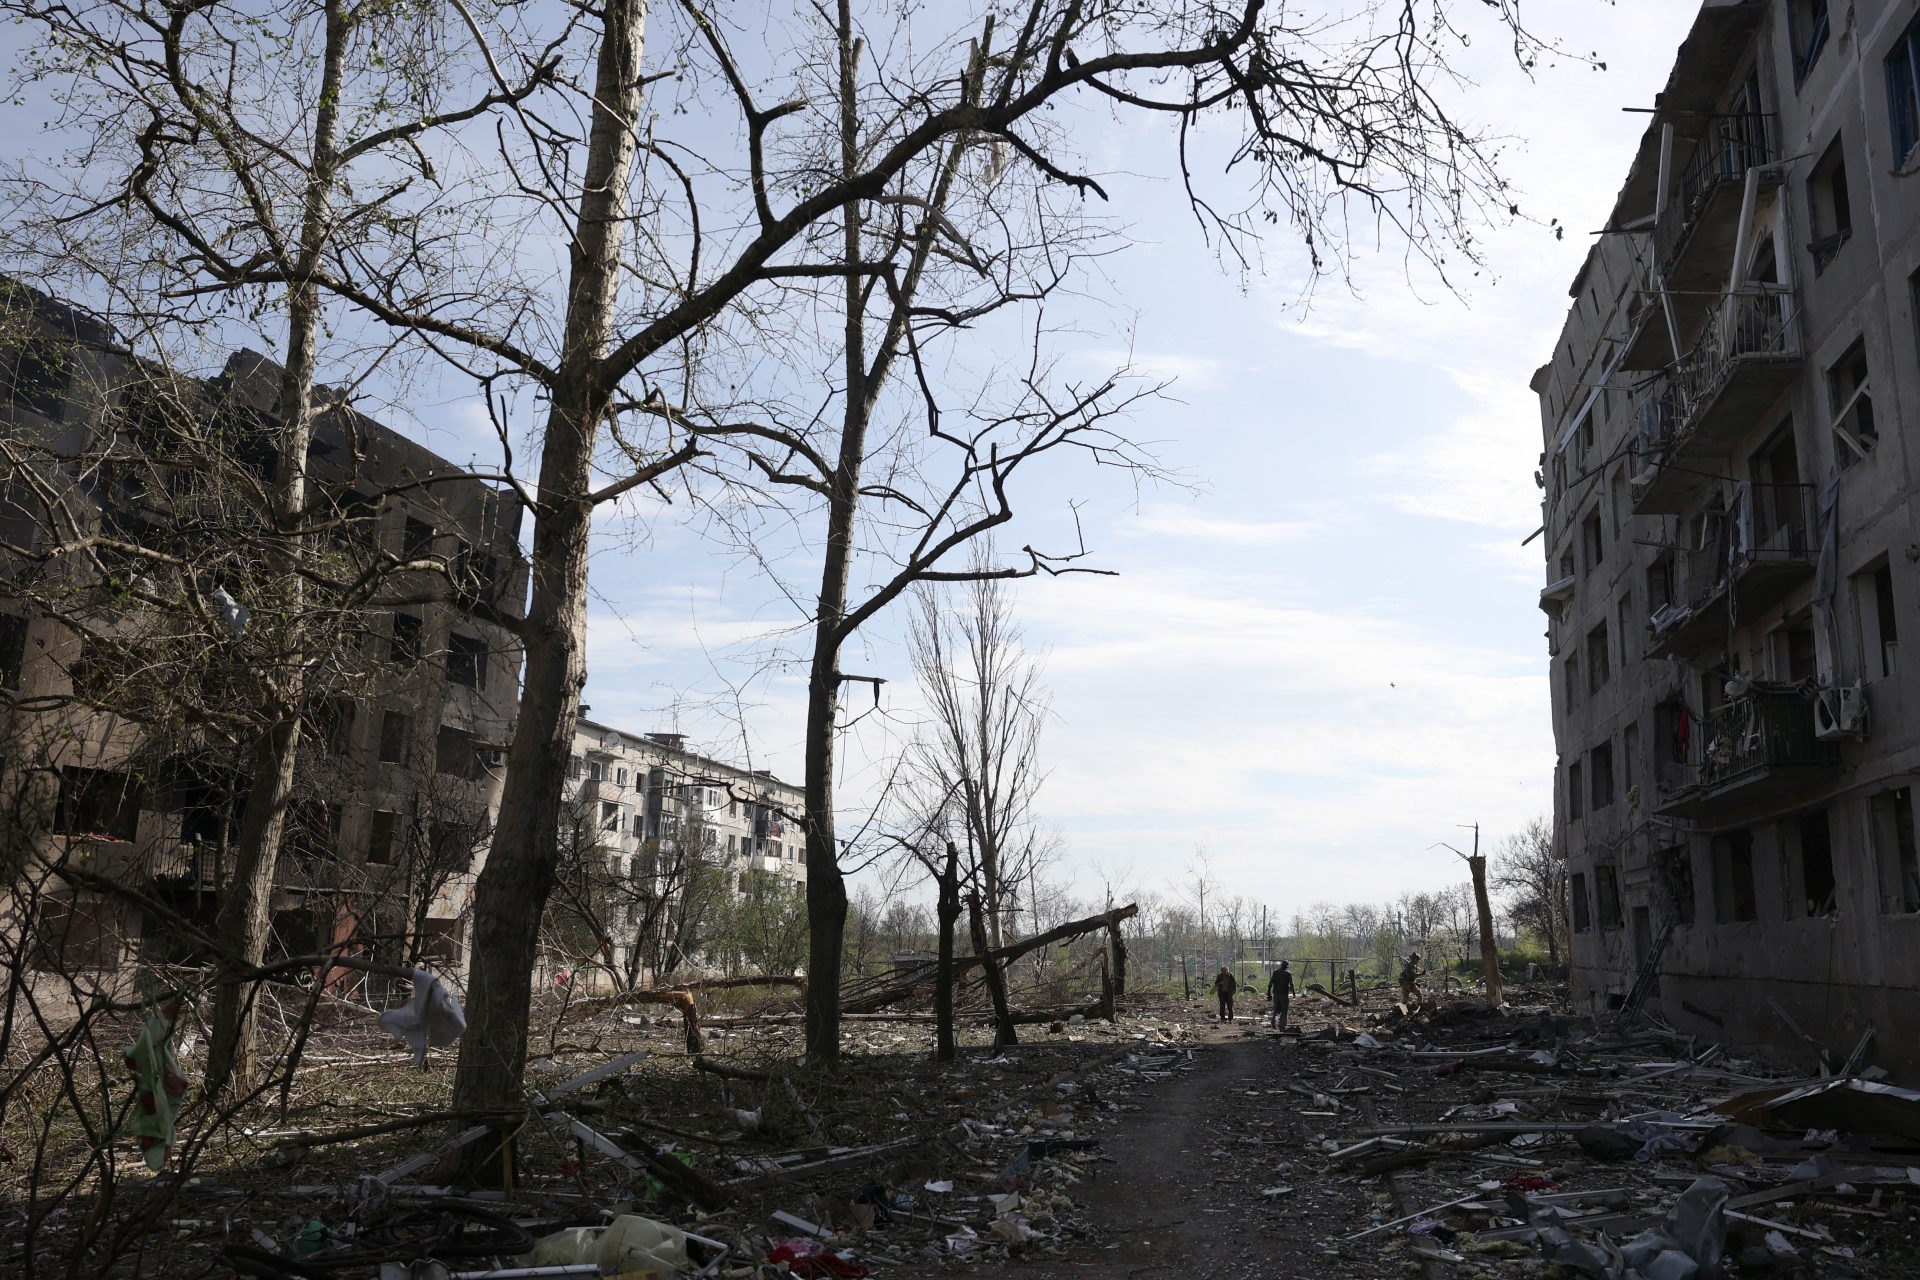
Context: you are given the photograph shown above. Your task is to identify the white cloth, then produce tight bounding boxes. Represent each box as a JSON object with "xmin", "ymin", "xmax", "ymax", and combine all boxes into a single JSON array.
[{"xmin": 377, "ymin": 969, "xmax": 467, "ymax": 1066}]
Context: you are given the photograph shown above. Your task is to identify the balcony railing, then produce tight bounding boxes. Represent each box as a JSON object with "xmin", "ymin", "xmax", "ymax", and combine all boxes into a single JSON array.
[
  {"xmin": 1632, "ymin": 286, "xmax": 1802, "ymax": 514},
  {"xmin": 1653, "ymin": 113, "xmax": 1778, "ymax": 285},
  {"xmin": 1647, "ymin": 483, "xmax": 1816, "ymax": 659},
  {"xmin": 1655, "ymin": 689, "xmax": 1839, "ymax": 817}
]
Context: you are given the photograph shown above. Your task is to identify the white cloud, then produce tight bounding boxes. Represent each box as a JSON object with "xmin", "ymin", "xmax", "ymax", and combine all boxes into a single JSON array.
[{"xmin": 1129, "ymin": 501, "xmax": 1323, "ymax": 546}]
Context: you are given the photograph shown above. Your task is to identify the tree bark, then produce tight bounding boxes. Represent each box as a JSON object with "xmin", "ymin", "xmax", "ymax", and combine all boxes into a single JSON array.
[
  {"xmin": 799, "ymin": 0, "xmax": 865, "ymax": 1065},
  {"xmin": 969, "ymin": 890, "xmax": 1016, "ymax": 1047},
  {"xmin": 203, "ymin": 0, "xmax": 345, "ymax": 1096},
  {"xmin": 933, "ymin": 841, "xmax": 960, "ymax": 1062},
  {"xmin": 451, "ymin": 0, "xmax": 647, "ymax": 1176},
  {"xmin": 1468, "ymin": 851, "xmax": 1504, "ymax": 1008}
]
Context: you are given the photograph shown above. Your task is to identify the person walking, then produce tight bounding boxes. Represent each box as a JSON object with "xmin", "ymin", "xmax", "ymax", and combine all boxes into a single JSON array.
[
  {"xmin": 1211, "ymin": 966, "xmax": 1238, "ymax": 1021},
  {"xmin": 1266, "ymin": 960, "xmax": 1294, "ymax": 1031},
  {"xmin": 1399, "ymin": 952, "xmax": 1424, "ymax": 1010}
]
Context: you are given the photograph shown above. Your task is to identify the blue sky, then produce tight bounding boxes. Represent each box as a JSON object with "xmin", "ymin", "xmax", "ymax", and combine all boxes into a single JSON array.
[{"xmin": 2, "ymin": 2, "xmax": 1702, "ymax": 912}]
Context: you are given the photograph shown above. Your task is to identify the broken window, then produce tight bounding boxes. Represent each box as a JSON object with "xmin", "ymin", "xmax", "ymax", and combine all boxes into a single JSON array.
[
  {"xmin": 54, "ymin": 767, "xmax": 141, "ymax": 841},
  {"xmin": 0, "ymin": 611, "xmax": 26, "ymax": 690},
  {"xmin": 1617, "ymin": 594, "xmax": 1635, "ymax": 664},
  {"xmin": 447, "ymin": 632, "xmax": 486, "ymax": 690},
  {"xmin": 601, "ymin": 801, "xmax": 621, "ymax": 832},
  {"xmin": 305, "ymin": 696, "xmax": 356, "ymax": 756},
  {"xmin": 1586, "ymin": 623, "xmax": 1610, "ymax": 694},
  {"xmin": 1782, "ymin": 807, "xmax": 1837, "ymax": 918},
  {"xmin": 430, "ymin": 820, "xmax": 482, "ymax": 872},
  {"xmin": 1767, "ymin": 616, "xmax": 1818, "ymax": 684},
  {"xmin": 1790, "ymin": 0, "xmax": 1831, "ymax": 84},
  {"xmin": 1712, "ymin": 829, "xmax": 1759, "ymax": 923},
  {"xmin": 1827, "ymin": 339, "xmax": 1875, "ymax": 459},
  {"xmin": 436, "ymin": 725, "xmax": 482, "ymax": 779},
  {"xmin": 379, "ymin": 710, "xmax": 410, "ymax": 765},
  {"xmin": 390, "ymin": 612, "xmax": 422, "ymax": 667},
  {"xmin": 1570, "ymin": 872, "xmax": 1592, "ymax": 933},
  {"xmin": 1659, "ymin": 845, "xmax": 1697, "ymax": 926},
  {"xmin": 1590, "ymin": 742, "xmax": 1615, "ymax": 810},
  {"xmin": 1853, "ymin": 562, "xmax": 1899, "ymax": 679},
  {"xmin": 1623, "ymin": 723, "xmax": 1641, "ymax": 798},
  {"xmin": 403, "ymin": 516, "xmax": 436, "ymax": 560},
  {"xmin": 1595, "ymin": 865, "xmax": 1623, "ymax": 931},
  {"xmin": 1583, "ymin": 509, "xmax": 1605, "ymax": 573},
  {"xmin": 367, "ymin": 809, "xmax": 401, "ymax": 864},
  {"xmin": 1806, "ymin": 137, "xmax": 1851, "ymax": 272},
  {"xmin": 1564, "ymin": 653, "xmax": 1581, "ymax": 710},
  {"xmin": 1568, "ymin": 760, "xmax": 1584, "ymax": 820},
  {"xmin": 1646, "ymin": 551, "xmax": 1676, "ymax": 613},
  {"xmin": 1872, "ymin": 786, "xmax": 1920, "ymax": 914},
  {"xmin": 1888, "ymin": 11, "xmax": 1920, "ymax": 161}
]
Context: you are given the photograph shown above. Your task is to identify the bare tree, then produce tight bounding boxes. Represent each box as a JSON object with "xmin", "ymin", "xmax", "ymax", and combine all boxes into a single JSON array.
[{"xmin": 1493, "ymin": 814, "xmax": 1568, "ymax": 972}]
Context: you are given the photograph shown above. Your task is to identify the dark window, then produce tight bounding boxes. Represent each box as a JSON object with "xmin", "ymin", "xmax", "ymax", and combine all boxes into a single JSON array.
[
  {"xmin": 436, "ymin": 725, "xmax": 480, "ymax": 779},
  {"xmin": 330, "ymin": 489, "xmax": 379, "ymax": 551},
  {"xmin": 1858, "ymin": 563, "xmax": 1900, "ymax": 679},
  {"xmin": 1570, "ymin": 872, "xmax": 1592, "ymax": 933},
  {"xmin": 1807, "ymin": 138, "xmax": 1851, "ymax": 271},
  {"xmin": 1647, "ymin": 552, "xmax": 1675, "ymax": 613},
  {"xmin": 1873, "ymin": 786, "xmax": 1920, "ymax": 913},
  {"xmin": 0, "ymin": 336, "xmax": 73, "ymax": 419},
  {"xmin": 54, "ymin": 767, "xmax": 141, "ymax": 841},
  {"xmin": 1596, "ymin": 865, "xmax": 1623, "ymax": 930},
  {"xmin": 447, "ymin": 632, "xmax": 486, "ymax": 690},
  {"xmin": 286, "ymin": 802, "xmax": 339, "ymax": 860},
  {"xmin": 1791, "ymin": 0, "xmax": 1830, "ymax": 85},
  {"xmin": 1590, "ymin": 742, "xmax": 1615, "ymax": 809},
  {"xmin": 1788, "ymin": 808, "xmax": 1837, "ymax": 917},
  {"xmin": 1887, "ymin": 11, "xmax": 1920, "ymax": 161},
  {"xmin": 1568, "ymin": 760, "xmax": 1584, "ymax": 820},
  {"xmin": 1827, "ymin": 339, "xmax": 1875, "ymax": 457},
  {"xmin": 431, "ymin": 820, "xmax": 482, "ymax": 871},
  {"xmin": 1564, "ymin": 654, "xmax": 1581, "ymax": 710},
  {"xmin": 367, "ymin": 809, "xmax": 400, "ymax": 864},
  {"xmin": 601, "ymin": 801, "xmax": 621, "ymax": 832},
  {"xmin": 306, "ymin": 696, "xmax": 357, "ymax": 755},
  {"xmin": 390, "ymin": 612, "xmax": 422, "ymax": 667},
  {"xmin": 1586, "ymin": 623, "xmax": 1610, "ymax": 693},
  {"xmin": 379, "ymin": 710, "xmax": 410, "ymax": 765},
  {"xmin": 403, "ymin": 516, "xmax": 436, "ymax": 559},
  {"xmin": 1713, "ymin": 829, "xmax": 1759, "ymax": 923},
  {"xmin": 1623, "ymin": 723, "xmax": 1641, "ymax": 796},
  {"xmin": 1659, "ymin": 845, "xmax": 1696, "ymax": 926},
  {"xmin": 1583, "ymin": 510, "xmax": 1605, "ymax": 572},
  {"xmin": 0, "ymin": 612, "xmax": 26, "ymax": 690}
]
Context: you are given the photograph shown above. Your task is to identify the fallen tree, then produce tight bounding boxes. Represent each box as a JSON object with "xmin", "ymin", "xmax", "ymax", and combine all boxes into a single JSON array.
[{"xmin": 843, "ymin": 903, "xmax": 1139, "ymax": 1015}]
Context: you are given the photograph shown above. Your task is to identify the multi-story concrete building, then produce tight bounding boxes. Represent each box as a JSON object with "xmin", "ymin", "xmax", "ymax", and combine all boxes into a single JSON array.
[
  {"xmin": 1, "ymin": 281, "xmax": 528, "ymax": 979},
  {"xmin": 567, "ymin": 720, "xmax": 806, "ymax": 886},
  {"xmin": 1536, "ymin": 1, "xmax": 1920, "ymax": 1070}
]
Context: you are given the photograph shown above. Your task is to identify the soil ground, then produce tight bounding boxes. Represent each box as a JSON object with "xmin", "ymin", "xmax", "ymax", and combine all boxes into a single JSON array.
[{"xmin": 967, "ymin": 1018, "xmax": 1399, "ymax": 1280}]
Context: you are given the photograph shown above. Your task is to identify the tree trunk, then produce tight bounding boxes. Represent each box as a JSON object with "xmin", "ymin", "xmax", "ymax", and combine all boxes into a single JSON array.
[
  {"xmin": 969, "ymin": 890, "xmax": 1016, "ymax": 1047},
  {"xmin": 203, "ymin": 0, "xmax": 345, "ymax": 1096},
  {"xmin": 451, "ymin": 0, "xmax": 647, "ymax": 1177},
  {"xmin": 1468, "ymin": 852, "xmax": 1503, "ymax": 1008},
  {"xmin": 1108, "ymin": 921, "xmax": 1126, "ymax": 999},
  {"xmin": 933, "ymin": 841, "xmax": 959, "ymax": 1063},
  {"xmin": 799, "ymin": 0, "xmax": 866, "ymax": 1065}
]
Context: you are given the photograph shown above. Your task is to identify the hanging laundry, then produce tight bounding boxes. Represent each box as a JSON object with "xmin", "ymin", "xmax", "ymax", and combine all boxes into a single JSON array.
[
  {"xmin": 377, "ymin": 969, "xmax": 467, "ymax": 1067},
  {"xmin": 122, "ymin": 997, "xmax": 190, "ymax": 1171}
]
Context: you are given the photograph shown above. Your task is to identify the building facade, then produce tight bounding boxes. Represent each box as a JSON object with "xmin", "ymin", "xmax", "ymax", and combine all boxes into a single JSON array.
[
  {"xmin": 1536, "ymin": 1, "xmax": 1920, "ymax": 1069},
  {"xmin": 558, "ymin": 721, "xmax": 806, "ymax": 983},
  {"xmin": 1, "ymin": 282, "xmax": 528, "ymax": 980}
]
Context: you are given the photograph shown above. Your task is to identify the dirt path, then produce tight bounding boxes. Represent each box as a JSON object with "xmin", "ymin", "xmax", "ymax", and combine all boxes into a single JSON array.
[{"xmin": 965, "ymin": 1026, "xmax": 1393, "ymax": 1280}]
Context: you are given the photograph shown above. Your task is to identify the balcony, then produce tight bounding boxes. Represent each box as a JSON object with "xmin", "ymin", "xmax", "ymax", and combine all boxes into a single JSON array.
[
  {"xmin": 1646, "ymin": 484, "xmax": 1816, "ymax": 660},
  {"xmin": 1630, "ymin": 286, "xmax": 1802, "ymax": 515},
  {"xmin": 1622, "ymin": 117, "xmax": 1783, "ymax": 370},
  {"xmin": 1655, "ymin": 689, "xmax": 1840, "ymax": 819},
  {"xmin": 579, "ymin": 776, "xmax": 624, "ymax": 801}
]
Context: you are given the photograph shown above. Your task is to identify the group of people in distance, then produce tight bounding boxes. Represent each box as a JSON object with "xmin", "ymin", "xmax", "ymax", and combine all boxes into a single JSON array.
[{"xmin": 1207, "ymin": 951, "xmax": 1427, "ymax": 1030}]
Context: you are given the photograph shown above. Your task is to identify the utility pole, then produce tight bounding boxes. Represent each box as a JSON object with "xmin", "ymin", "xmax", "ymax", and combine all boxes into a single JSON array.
[{"xmin": 1433, "ymin": 824, "xmax": 1504, "ymax": 1009}]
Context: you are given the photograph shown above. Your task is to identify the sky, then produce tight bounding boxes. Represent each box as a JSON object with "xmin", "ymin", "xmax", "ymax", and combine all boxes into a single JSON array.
[{"xmin": 0, "ymin": 1, "xmax": 1703, "ymax": 916}]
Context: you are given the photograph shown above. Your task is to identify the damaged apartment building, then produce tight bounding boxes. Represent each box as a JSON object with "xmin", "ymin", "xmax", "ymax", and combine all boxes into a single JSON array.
[
  {"xmin": 1537, "ymin": 1, "xmax": 1920, "ymax": 1069},
  {"xmin": 559, "ymin": 722, "xmax": 806, "ymax": 984},
  {"xmin": 0, "ymin": 281, "xmax": 529, "ymax": 980}
]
